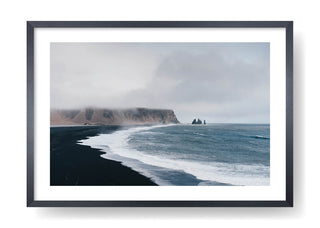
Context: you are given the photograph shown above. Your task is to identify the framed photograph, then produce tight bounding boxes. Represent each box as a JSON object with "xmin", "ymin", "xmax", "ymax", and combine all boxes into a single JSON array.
[{"xmin": 27, "ymin": 21, "xmax": 293, "ymax": 207}]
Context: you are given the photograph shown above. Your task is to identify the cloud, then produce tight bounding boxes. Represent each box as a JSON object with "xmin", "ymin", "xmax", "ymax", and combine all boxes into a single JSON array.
[{"xmin": 51, "ymin": 42, "xmax": 269, "ymax": 123}]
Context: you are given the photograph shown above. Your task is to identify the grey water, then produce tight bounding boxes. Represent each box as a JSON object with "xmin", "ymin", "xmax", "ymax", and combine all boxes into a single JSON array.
[{"xmin": 78, "ymin": 124, "xmax": 270, "ymax": 186}]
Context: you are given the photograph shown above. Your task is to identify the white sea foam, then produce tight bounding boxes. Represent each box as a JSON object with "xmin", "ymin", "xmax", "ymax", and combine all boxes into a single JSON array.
[{"xmin": 78, "ymin": 125, "xmax": 270, "ymax": 186}]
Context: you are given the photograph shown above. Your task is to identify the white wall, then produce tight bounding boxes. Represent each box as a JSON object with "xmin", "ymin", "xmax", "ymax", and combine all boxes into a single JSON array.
[{"xmin": 0, "ymin": 0, "xmax": 316, "ymax": 227}]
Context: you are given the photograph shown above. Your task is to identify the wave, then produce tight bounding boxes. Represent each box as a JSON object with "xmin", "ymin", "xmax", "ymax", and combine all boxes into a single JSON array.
[
  {"xmin": 78, "ymin": 124, "xmax": 269, "ymax": 186},
  {"xmin": 193, "ymin": 132, "xmax": 206, "ymax": 136},
  {"xmin": 252, "ymin": 135, "xmax": 270, "ymax": 139}
]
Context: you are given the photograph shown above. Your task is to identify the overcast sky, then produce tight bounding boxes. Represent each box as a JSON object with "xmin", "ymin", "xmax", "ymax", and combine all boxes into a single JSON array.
[{"xmin": 51, "ymin": 42, "xmax": 269, "ymax": 123}]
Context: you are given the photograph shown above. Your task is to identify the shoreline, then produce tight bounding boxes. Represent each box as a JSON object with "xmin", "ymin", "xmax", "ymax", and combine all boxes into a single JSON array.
[{"xmin": 50, "ymin": 125, "xmax": 157, "ymax": 186}]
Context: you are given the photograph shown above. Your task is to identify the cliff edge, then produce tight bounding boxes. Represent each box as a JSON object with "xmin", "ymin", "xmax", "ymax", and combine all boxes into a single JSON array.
[{"xmin": 51, "ymin": 108, "xmax": 180, "ymax": 126}]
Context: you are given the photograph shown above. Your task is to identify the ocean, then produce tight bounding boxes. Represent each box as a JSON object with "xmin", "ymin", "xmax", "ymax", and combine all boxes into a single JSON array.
[{"xmin": 78, "ymin": 124, "xmax": 270, "ymax": 186}]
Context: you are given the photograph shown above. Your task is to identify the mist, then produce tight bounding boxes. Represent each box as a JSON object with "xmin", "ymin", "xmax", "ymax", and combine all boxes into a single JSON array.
[{"xmin": 51, "ymin": 42, "xmax": 269, "ymax": 123}]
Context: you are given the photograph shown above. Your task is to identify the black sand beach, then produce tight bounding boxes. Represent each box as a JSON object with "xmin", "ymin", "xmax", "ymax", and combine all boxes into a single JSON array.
[{"xmin": 50, "ymin": 126, "xmax": 157, "ymax": 186}]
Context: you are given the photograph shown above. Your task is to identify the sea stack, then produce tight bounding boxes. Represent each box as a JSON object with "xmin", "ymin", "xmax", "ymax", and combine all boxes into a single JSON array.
[{"xmin": 192, "ymin": 118, "xmax": 203, "ymax": 125}]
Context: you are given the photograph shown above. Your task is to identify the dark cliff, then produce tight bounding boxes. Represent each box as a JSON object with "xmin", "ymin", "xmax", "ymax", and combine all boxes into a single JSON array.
[{"xmin": 51, "ymin": 108, "xmax": 180, "ymax": 126}]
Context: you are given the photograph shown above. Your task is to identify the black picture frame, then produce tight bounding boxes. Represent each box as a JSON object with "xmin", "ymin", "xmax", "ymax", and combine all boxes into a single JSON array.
[{"xmin": 27, "ymin": 21, "xmax": 293, "ymax": 207}]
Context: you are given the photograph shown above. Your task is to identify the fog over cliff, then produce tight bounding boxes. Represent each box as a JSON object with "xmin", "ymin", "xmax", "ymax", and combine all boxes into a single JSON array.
[
  {"xmin": 51, "ymin": 43, "xmax": 269, "ymax": 123},
  {"xmin": 51, "ymin": 108, "xmax": 179, "ymax": 126}
]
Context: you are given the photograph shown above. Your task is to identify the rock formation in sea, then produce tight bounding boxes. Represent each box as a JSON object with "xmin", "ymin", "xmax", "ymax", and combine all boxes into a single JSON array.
[
  {"xmin": 50, "ymin": 108, "xmax": 180, "ymax": 126},
  {"xmin": 192, "ymin": 118, "xmax": 203, "ymax": 124}
]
